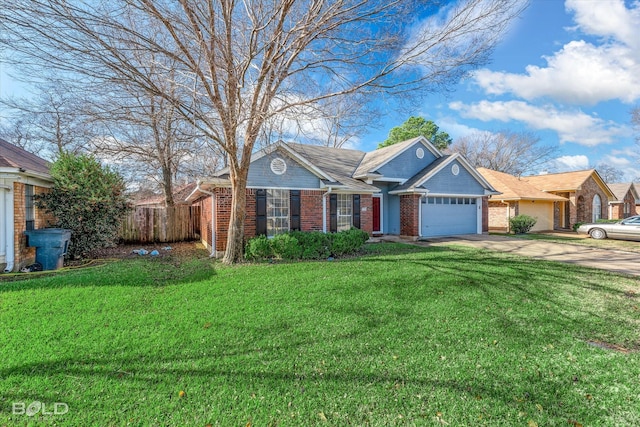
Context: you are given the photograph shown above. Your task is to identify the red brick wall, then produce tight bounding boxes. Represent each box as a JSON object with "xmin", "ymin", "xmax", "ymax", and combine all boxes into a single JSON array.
[
  {"xmin": 193, "ymin": 195, "xmax": 213, "ymax": 249},
  {"xmin": 400, "ymin": 194, "xmax": 420, "ymax": 236},
  {"xmin": 245, "ymin": 189, "xmax": 257, "ymax": 240},
  {"xmin": 13, "ymin": 183, "xmax": 52, "ymax": 271},
  {"xmin": 211, "ymin": 188, "xmax": 374, "ymax": 252},
  {"xmin": 360, "ymin": 194, "xmax": 373, "ymax": 235},
  {"xmin": 214, "ymin": 187, "xmax": 233, "ymax": 252},
  {"xmin": 610, "ymin": 190, "xmax": 638, "ymax": 219},
  {"xmin": 301, "ymin": 190, "xmax": 324, "ymax": 231},
  {"xmin": 487, "ymin": 200, "xmax": 519, "ymax": 231}
]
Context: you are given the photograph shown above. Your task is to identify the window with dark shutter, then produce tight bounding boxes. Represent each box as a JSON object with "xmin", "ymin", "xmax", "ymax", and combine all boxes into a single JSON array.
[
  {"xmin": 329, "ymin": 193, "xmax": 337, "ymax": 233},
  {"xmin": 290, "ymin": 190, "xmax": 301, "ymax": 231}
]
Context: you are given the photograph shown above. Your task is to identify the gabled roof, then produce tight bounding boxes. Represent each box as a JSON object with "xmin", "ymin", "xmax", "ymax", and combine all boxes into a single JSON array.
[
  {"xmin": 0, "ymin": 138, "xmax": 51, "ymax": 177},
  {"xmin": 353, "ymin": 136, "xmax": 442, "ymax": 178},
  {"xmin": 523, "ymin": 169, "xmax": 616, "ymax": 199},
  {"xmin": 390, "ymin": 154, "xmax": 498, "ymax": 195},
  {"xmin": 478, "ymin": 168, "xmax": 568, "ymax": 202},
  {"xmin": 285, "ymin": 143, "xmax": 377, "ymax": 192},
  {"xmin": 607, "ymin": 183, "xmax": 640, "ymax": 204},
  {"xmin": 206, "ymin": 142, "xmax": 379, "ymax": 193}
]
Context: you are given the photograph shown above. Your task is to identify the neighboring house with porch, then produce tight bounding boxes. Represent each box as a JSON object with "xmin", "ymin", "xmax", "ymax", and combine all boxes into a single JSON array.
[
  {"xmin": 477, "ymin": 168, "xmax": 568, "ymax": 232},
  {"xmin": 522, "ymin": 169, "xmax": 615, "ymax": 229},
  {"xmin": 0, "ymin": 138, "xmax": 54, "ymax": 272},
  {"xmin": 186, "ymin": 137, "xmax": 498, "ymax": 256},
  {"xmin": 607, "ymin": 182, "xmax": 639, "ymax": 219}
]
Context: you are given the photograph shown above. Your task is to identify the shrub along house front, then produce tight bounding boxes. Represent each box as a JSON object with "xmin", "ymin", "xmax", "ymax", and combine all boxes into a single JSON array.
[
  {"xmin": 0, "ymin": 138, "xmax": 54, "ymax": 272},
  {"xmin": 186, "ymin": 137, "xmax": 498, "ymax": 257}
]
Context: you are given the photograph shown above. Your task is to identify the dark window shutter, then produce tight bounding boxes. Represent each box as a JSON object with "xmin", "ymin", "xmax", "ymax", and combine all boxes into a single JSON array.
[
  {"xmin": 256, "ymin": 189, "xmax": 267, "ymax": 236},
  {"xmin": 352, "ymin": 194, "xmax": 361, "ymax": 229},
  {"xmin": 290, "ymin": 190, "xmax": 301, "ymax": 231},
  {"xmin": 329, "ymin": 193, "xmax": 337, "ymax": 233}
]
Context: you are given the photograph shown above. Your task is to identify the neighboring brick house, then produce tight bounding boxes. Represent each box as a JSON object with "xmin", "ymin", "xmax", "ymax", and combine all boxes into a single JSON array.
[
  {"xmin": 0, "ymin": 138, "xmax": 54, "ymax": 272},
  {"xmin": 522, "ymin": 169, "xmax": 615, "ymax": 230},
  {"xmin": 477, "ymin": 168, "xmax": 568, "ymax": 232},
  {"xmin": 185, "ymin": 138, "xmax": 497, "ymax": 256},
  {"xmin": 607, "ymin": 183, "xmax": 639, "ymax": 219}
]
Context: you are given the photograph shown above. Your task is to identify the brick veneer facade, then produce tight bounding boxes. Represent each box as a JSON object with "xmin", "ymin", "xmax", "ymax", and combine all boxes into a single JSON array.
[
  {"xmin": 610, "ymin": 190, "xmax": 638, "ymax": 219},
  {"xmin": 12, "ymin": 182, "xmax": 53, "ymax": 271},
  {"xmin": 487, "ymin": 200, "xmax": 517, "ymax": 232},
  {"xmin": 197, "ymin": 188, "xmax": 374, "ymax": 254},
  {"xmin": 549, "ymin": 177, "xmax": 609, "ymax": 229},
  {"xmin": 399, "ymin": 194, "xmax": 421, "ymax": 237}
]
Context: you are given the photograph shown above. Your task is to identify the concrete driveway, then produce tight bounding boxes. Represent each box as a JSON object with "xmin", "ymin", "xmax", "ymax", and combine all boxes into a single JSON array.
[{"xmin": 415, "ymin": 234, "xmax": 640, "ymax": 277}]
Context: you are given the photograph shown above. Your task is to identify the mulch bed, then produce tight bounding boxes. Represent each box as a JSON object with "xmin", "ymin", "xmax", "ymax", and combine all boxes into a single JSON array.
[{"xmin": 86, "ymin": 241, "xmax": 209, "ymax": 260}]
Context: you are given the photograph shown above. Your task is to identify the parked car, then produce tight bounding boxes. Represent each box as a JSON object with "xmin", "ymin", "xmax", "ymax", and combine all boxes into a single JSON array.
[{"xmin": 577, "ymin": 215, "xmax": 640, "ymax": 241}]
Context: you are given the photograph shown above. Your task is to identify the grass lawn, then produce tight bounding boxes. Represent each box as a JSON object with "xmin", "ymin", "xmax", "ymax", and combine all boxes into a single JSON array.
[{"xmin": 1, "ymin": 243, "xmax": 639, "ymax": 426}]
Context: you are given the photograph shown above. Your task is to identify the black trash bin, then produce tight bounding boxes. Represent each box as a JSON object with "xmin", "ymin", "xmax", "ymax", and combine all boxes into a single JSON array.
[{"xmin": 24, "ymin": 228, "xmax": 72, "ymax": 271}]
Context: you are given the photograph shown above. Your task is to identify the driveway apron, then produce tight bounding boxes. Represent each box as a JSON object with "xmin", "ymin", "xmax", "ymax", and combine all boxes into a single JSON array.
[{"xmin": 417, "ymin": 234, "xmax": 640, "ymax": 277}]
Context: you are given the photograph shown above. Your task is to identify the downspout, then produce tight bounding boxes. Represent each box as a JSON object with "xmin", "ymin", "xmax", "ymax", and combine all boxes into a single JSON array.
[
  {"xmin": 195, "ymin": 181, "xmax": 216, "ymax": 257},
  {"xmin": 2, "ymin": 183, "xmax": 15, "ymax": 272},
  {"xmin": 322, "ymin": 187, "xmax": 333, "ymax": 233}
]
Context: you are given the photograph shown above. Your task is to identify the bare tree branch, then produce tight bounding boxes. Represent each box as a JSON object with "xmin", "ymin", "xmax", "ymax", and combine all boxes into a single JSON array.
[
  {"xmin": 1, "ymin": 0, "xmax": 527, "ymax": 263},
  {"xmin": 450, "ymin": 129, "xmax": 556, "ymax": 176}
]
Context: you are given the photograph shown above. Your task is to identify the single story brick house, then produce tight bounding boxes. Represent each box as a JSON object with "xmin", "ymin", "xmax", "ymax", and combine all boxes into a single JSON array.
[
  {"xmin": 0, "ymin": 138, "xmax": 54, "ymax": 272},
  {"xmin": 186, "ymin": 137, "xmax": 498, "ymax": 256},
  {"xmin": 522, "ymin": 169, "xmax": 615, "ymax": 230},
  {"xmin": 607, "ymin": 182, "xmax": 639, "ymax": 219},
  {"xmin": 477, "ymin": 168, "xmax": 568, "ymax": 232}
]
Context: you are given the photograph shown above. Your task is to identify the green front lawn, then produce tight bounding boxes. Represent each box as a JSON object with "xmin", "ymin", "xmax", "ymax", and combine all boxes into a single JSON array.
[{"xmin": 1, "ymin": 243, "xmax": 639, "ymax": 426}]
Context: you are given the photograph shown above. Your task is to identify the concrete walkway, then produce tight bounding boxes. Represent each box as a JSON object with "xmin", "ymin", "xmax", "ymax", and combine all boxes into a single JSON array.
[{"xmin": 377, "ymin": 234, "xmax": 640, "ymax": 277}]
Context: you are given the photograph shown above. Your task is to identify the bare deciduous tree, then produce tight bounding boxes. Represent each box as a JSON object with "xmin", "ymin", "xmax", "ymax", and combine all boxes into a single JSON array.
[
  {"xmin": 1, "ymin": 82, "xmax": 93, "ymax": 157},
  {"xmin": 450, "ymin": 130, "xmax": 557, "ymax": 176},
  {"xmin": 595, "ymin": 163, "xmax": 624, "ymax": 184},
  {"xmin": 1, "ymin": 0, "xmax": 527, "ymax": 263}
]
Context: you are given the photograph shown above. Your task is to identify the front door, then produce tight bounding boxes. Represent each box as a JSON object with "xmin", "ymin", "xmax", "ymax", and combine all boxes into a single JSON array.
[{"xmin": 372, "ymin": 195, "xmax": 381, "ymax": 234}]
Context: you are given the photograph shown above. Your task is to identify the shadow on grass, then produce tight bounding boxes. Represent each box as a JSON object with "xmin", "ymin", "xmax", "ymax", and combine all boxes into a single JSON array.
[{"xmin": 0, "ymin": 256, "xmax": 217, "ymax": 292}]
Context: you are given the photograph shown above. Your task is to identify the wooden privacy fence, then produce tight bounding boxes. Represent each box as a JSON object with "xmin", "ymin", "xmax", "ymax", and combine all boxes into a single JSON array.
[{"xmin": 119, "ymin": 205, "xmax": 201, "ymax": 243}]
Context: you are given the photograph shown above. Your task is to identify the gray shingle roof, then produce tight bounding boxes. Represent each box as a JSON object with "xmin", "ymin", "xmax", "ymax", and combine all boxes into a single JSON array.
[
  {"xmin": 607, "ymin": 182, "xmax": 636, "ymax": 201},
  {"xmin": 286, "ymin": 143, "xmax": 378, "ymax": 192},
  {"xmin": 353, "ymin": 137, "xmax": 426, "ymax": 177}
]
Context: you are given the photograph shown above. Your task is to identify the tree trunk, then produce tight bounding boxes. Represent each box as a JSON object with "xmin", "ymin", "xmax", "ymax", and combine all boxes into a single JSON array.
[
  {"xmin": 161, "ymin": 164, "xmax": 175, "ymax": 206},
  {"xmin": 222, "ymin": 170, "xmax": 248, "ymax": 264}
]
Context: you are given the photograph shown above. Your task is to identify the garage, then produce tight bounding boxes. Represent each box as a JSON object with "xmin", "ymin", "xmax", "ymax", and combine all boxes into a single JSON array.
[{"xmin": 421, "ymin": 196, "xmax": 479, "ymax": 237}]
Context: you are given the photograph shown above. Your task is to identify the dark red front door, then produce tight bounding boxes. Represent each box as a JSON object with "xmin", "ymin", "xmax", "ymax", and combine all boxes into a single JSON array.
[{"xmin": 372, "ymin": 196, "xmax": 381, "ymax": 233}]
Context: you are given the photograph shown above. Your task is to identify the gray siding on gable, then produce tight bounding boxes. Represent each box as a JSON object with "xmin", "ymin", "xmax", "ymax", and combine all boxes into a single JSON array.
[
  {"xmin": 373, "ymin": 182, "xmax": 401, "ymax": 235},
  {"xmin": 375, "ymin": 142, "xmax": 438, "ymax": 180},
  {"xmin": 247, "ymin": 152, "xmax": 321, "ymax": 189},
  {"xmin": 422, "ymin": 160, "xmax": 485, "ymax": 195}
]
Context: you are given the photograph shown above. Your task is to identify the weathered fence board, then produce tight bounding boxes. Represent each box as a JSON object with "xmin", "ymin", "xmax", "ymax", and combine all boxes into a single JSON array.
[{"xmin": 119, "ymin": 206, "xmax": 201, "ymax": 243}]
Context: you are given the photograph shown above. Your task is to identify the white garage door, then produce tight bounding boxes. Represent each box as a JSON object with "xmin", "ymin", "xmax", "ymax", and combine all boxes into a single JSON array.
[{"xmin": 421, "ymin": 196, "xmax": 478, "ymax": 237}]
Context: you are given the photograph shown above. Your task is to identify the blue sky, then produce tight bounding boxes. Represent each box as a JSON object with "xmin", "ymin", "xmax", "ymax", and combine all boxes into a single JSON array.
[
  {"xmin": 360, "ymin": 0, "xmax": 640, "ymax": 181},
  {"xmin": 1, "ymin": 0, "xmax": 638, "ymax": 181}
]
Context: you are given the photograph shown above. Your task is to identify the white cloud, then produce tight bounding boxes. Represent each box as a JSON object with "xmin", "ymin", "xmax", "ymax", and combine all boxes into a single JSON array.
[
  {"xmin": 566, "ymin": 0, "xmax": 640, "ymax": 50},
  {"xmin": 600, "ymin": 153, "xmax": 640, "ymax": 181},
  {"xmin": 435, "ymin": 116, "xmax": 485, "ymax": 141},
  {"xmin": 471, "ymin": 0, "xmax": 640, "ymax": 104},
  {"xmin": 449, "ymin": 100, "xmax": 630, "ymax": 146},
  {"xmin": 553, "ymin": 155, "xmax": 590, "ymax": 171}
]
